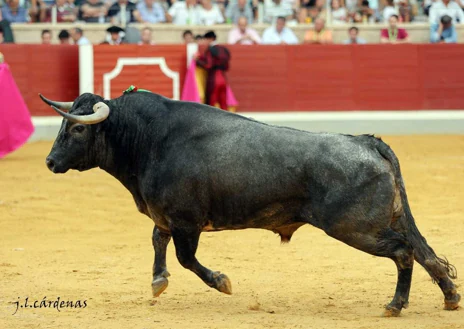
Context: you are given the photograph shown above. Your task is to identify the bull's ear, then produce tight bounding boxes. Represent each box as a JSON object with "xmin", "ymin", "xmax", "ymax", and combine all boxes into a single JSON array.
[{"xmin": 39, "ymin": 93, "xmax": 73, "ymax": 111}]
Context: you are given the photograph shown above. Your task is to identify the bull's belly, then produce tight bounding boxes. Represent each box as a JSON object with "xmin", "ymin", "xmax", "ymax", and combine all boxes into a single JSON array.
[{"xmin": 201, "ymin": 201, "xmax": 310, "ymax": 242}]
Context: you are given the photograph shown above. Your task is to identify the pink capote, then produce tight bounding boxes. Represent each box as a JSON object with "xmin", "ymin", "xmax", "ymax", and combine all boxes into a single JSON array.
[
  {"xmin": 181, "ymin": 59, "xmax": 238, "ymax": 108},
  {"xmin": 0, "ymin": 63, "xmax": 34, "ymax": 158}
]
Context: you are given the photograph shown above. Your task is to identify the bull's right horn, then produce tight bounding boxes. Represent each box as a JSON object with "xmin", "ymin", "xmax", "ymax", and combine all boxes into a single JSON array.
[
  {"xmin": 51, "ymin": 102, "xmax": 110, "ymax": 125},
  {"xmin": 39, "ymin": 93, "xmax": 74, "ymax": 111}
]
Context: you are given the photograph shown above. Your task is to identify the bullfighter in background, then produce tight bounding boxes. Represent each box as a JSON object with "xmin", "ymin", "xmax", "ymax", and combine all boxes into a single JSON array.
[{"xmin": 195, "ymin": 31, "xmax": 231, "ymax": 111}]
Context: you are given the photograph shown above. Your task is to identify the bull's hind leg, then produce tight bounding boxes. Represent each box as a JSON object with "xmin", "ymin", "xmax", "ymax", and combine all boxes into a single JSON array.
[
  {"xmin": 326, "ymin": 227, "xmax": 414, "ymax": 317},
  {"xmin": 152, "ymin": 226, "xmax": 172, "ymax": 297},
  {"xmin": 414, "ymin": 252, "xmax": 460, "ymax": 310},
  {"xmin": 376, "ymin": 229, "xmax": 415, "ymax": 317},
  {"xmin": 170, "ymin": 226, "xmax": 232, "ymax": 295}
]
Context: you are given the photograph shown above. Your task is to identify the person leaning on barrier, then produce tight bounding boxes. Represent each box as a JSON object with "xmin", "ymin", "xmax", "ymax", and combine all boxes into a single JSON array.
[
  {"xmin": 343, "ymin": 26, "xmax": 367, "ymax": 44},
  {"xmin": 41, "ymin": 29, "xmax": 52, "ymax": 44},
  {"xmin": 138, "ymin": 26, "xmax": 155, "ymax": 45},
  {"xmin": 182, "ymin": 30, "xmax": 194, "ymax": 43},
  {"xmin": 262, "ymin": 16, "xmax": 298, "ymax": 44},
  {"xmin": 430, "ymin": 14, "xmax": 457, "ymax": 43},
  {"xmin": 58, "ymin": 29, "xmax": 71, "ymax": 44},
  {"xmin": 228, "ymin": 16, "xmax": 261, "ymax": 45},
  {"xmin": 70, "ymin": 27, "xmax": 91, "ymax": 45},
  {"xmin": 303, "ymin": 17, "xmax": 333, "ymax": 44},
  {"xmin": 380, "ymin": 14, "xmax": 410, "ymax": 44}
]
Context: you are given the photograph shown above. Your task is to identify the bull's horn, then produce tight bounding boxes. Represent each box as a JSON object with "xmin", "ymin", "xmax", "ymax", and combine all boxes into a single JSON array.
[
  {"xmin": 39, "ymin": 93, "xmax": 73, "ymax": 111},
  {"xmin": 51, "ymin": 102, "xmax": 110, "ymax": 125}
]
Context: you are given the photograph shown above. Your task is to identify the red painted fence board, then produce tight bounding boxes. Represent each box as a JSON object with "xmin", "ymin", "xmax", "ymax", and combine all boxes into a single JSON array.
[{"xmin": 0, "ymin": 44, "xmax": 79, "ymax": 116}]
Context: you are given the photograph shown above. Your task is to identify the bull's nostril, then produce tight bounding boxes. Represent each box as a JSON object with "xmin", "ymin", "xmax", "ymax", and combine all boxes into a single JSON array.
[{"xmin": 46, "ymin": 158, "xmax": 55, "ymax": 171}]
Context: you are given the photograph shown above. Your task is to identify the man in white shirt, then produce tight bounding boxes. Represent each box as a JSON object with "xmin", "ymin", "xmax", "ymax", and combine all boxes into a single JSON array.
[
  {"xmin": 264, "ymin": 0, "xmax": 294, "ymax": 24},
  {"xmin": 70, "ymin": 27, "xmax": 91, "ymax": 45},
  {"xmin": 429, "ymin": 0, "xmax": 464, "ymax": 24},
  {"xmin": 262, "ymin": 16, "xmax": 298, "ymax": 44},
  {"xmin": 167, "ymin": 0, "xmax": 200, "ymax": 25},
  {"xmin": 197, "ymin": 0, "xmax": 225, "ymax": 25}
]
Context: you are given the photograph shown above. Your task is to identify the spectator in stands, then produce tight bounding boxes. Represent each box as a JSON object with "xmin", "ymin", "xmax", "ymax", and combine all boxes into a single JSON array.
[
  {"xmin": 70, "ymin": 27, "xmax": 91, "ymax": 45},
  {"xmin": 306, "ymin": 6, "xmax": 321, "ymax": 22},
  {"xmin": 262, "ymin": 16, "xmax": 298, "ymax": 44},
  {"xmin": 138, "ymin": 26, "xmax": 156, "ymax": 44},
  {"xmin": 331, "ymin": 0, "xmax": 347, "ymax": 24},
  {"xmin": 398, "ymin": 0, "xmax": 414, "ymax": 22},
  {"xmin": 344, "ymin": 0, "xmax": 358, "ymax": 18},
  {"xmin": 226, "ymin": 0, "xmax": 254, "ymax": 24},
  {"xmin": 304, "ymin": 18, "xmax": 333, "ymax": 44},
  {"xmin": 359, "ymin": 0, "xmax": 375, "ymax": 22},
  {"xmin": 296, "ymin": 8, "xmax": 310, "ymax": 23},
  {"xmin": 104, "ymin": 25, "xmax": 125, "ymax": 45},
  {"xmin": 81, "ymin": 0, "xmax": 107, "ymax": 23},
  {"xmin": 183, "ymin": 29, "xmax": 194, "ymax": 43},
  {"xmin": 45, "ymin": 0, "xmax": 76, "ymax": 22},
  {"xmin": 108, "ymin": 0, "xmax": 141, "ymax": 25},
  {"xmin": 41, "ymin": 29, "xmax": 52, "ymax": 44},
  {"xmin": 430, "ymin": 14, "xmax": 457, "ymax": 43},
  {"xmin": 228, "ymin": 16, "xmax": 261, "ymax": 44},
  {"xmin": 167, "ymin": 0, "xmax": 199, "ymax": 25},
  {"xmin": 380, "ymin": 14, "xmax": 410, "ymax": 43},
  {"xmin": 1, "ymin": 0, "xmax": 28, "ymax": 23},
  {"xmin": 429, "ymin": 0, "xmax": 464, "ymax": 24},
  {"xmin": 195, "ymin": 34, "xmax": 204, "ymax": 43},
  {"xmin": 383, "ymin": 0, "xmax": 398, "ymax": 22},
  {"xmin": 58, "ymin": 29, "xmax": 71, "ymax": 44},
  {"xmin": 0, "ymin": 26, "xmax": 4, "ymax": 44},
  {"xmin": 423, "ymin": 0, "xmax": 437, "ymax": 16},
  {"xmin": 314, "ymin": 0, "xmax": 327, "ymax": 19},
  {"xmin": 29, "ymin": 0, "xmax": 47, "ymax": 22},
  {"xmin": 197, "ymin": 0, "xmax": 224, "ymax": 25},
  {"xmin": 137, "ymin": 0, "xmax": 166, "ymax": 23},
  {"xmin": 264, "ymin": 0, "xmax": 294, "ymax": 24},
  {"xmin": 343, "ymin": 26, "xmax": 367, "ymax": 44}
]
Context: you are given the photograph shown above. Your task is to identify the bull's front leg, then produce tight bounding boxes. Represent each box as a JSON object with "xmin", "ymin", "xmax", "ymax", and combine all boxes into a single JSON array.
[{"xmin": 151, "ymin": 226, "xmax": 171, "ymax": 297}]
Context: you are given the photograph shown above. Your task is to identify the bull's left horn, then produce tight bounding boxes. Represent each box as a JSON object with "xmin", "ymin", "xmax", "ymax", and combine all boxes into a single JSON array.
[
  {"xmin": 51, "ymin": 102, "xmax": 110, "ymax": 125},
  {"xmin": 39, "ymin": 93, "xmax": 73, "ymax": 111}
]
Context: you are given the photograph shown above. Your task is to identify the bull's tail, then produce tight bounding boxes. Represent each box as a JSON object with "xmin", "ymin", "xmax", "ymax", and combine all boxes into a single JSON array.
[{"xmin": 372, "ymin": 136, "xmax": 457, "ymax": 283}]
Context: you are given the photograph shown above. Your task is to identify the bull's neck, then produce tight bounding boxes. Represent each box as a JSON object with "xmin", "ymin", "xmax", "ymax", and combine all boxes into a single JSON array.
[{"xmin": 96, "ymin": 107, "xmax": 154, "ymax": 190}]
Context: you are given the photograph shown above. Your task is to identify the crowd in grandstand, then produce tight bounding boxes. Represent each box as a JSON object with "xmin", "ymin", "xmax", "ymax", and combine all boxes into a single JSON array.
[
  {"xmin": 0, "ymin": 0, "xmax": 461, "ymax": 44},
  {"xmin": 1, "ymin": 0, "xmax": 464, "ymax": 24}
]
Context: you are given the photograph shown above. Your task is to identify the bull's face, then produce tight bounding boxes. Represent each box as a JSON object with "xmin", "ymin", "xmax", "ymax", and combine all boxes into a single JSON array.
[{"xmin": 39, "ymin": 93, "xmax": 110, "ymax": 174}]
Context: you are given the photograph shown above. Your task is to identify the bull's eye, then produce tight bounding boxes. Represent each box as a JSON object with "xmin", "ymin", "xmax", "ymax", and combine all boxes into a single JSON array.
[{"xmin": 71, "ymin": 125, "xmax": 85, "ymax": 134}]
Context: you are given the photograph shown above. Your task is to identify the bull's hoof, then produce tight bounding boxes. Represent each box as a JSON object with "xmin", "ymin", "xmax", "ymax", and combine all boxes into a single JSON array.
[
  {"xmin": 383, "ymin": 305, "xmax": 402, "ymax": 317},
  {"xmin": 152, "ymin": 277, "xmax": 169, "ymax": 297},
  {"xmin": 444, "ymin": 293, "xmax": 461, "ymax": 310},
  {"xmin": 212, "ymin": 271, "xmax": 232, "ymax": 295}
]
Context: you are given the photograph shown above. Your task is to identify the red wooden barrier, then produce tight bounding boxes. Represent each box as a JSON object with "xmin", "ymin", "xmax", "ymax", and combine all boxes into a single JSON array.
[
  {"xmin": 1, "ymin": 44, "xmax": 464, "ymax": 115},
  {"xmin": 227, "ymin": 44, "xmax": 464, "ymax": 111},
  {"xmin": 0, "ymin": 44, "xmax": 79, "ymax": 116}
]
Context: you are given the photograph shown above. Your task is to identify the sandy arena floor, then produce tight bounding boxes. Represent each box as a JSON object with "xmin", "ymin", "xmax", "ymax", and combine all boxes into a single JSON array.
[{"xmin": 0, "ymin": 136, "xmax": 463, "ymax": 329}]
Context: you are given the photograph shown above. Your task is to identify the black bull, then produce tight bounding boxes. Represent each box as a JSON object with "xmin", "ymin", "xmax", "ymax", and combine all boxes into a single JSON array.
[{"xmin": 40, "ymin": 92, "xmax": 460, "ymax": 316}]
